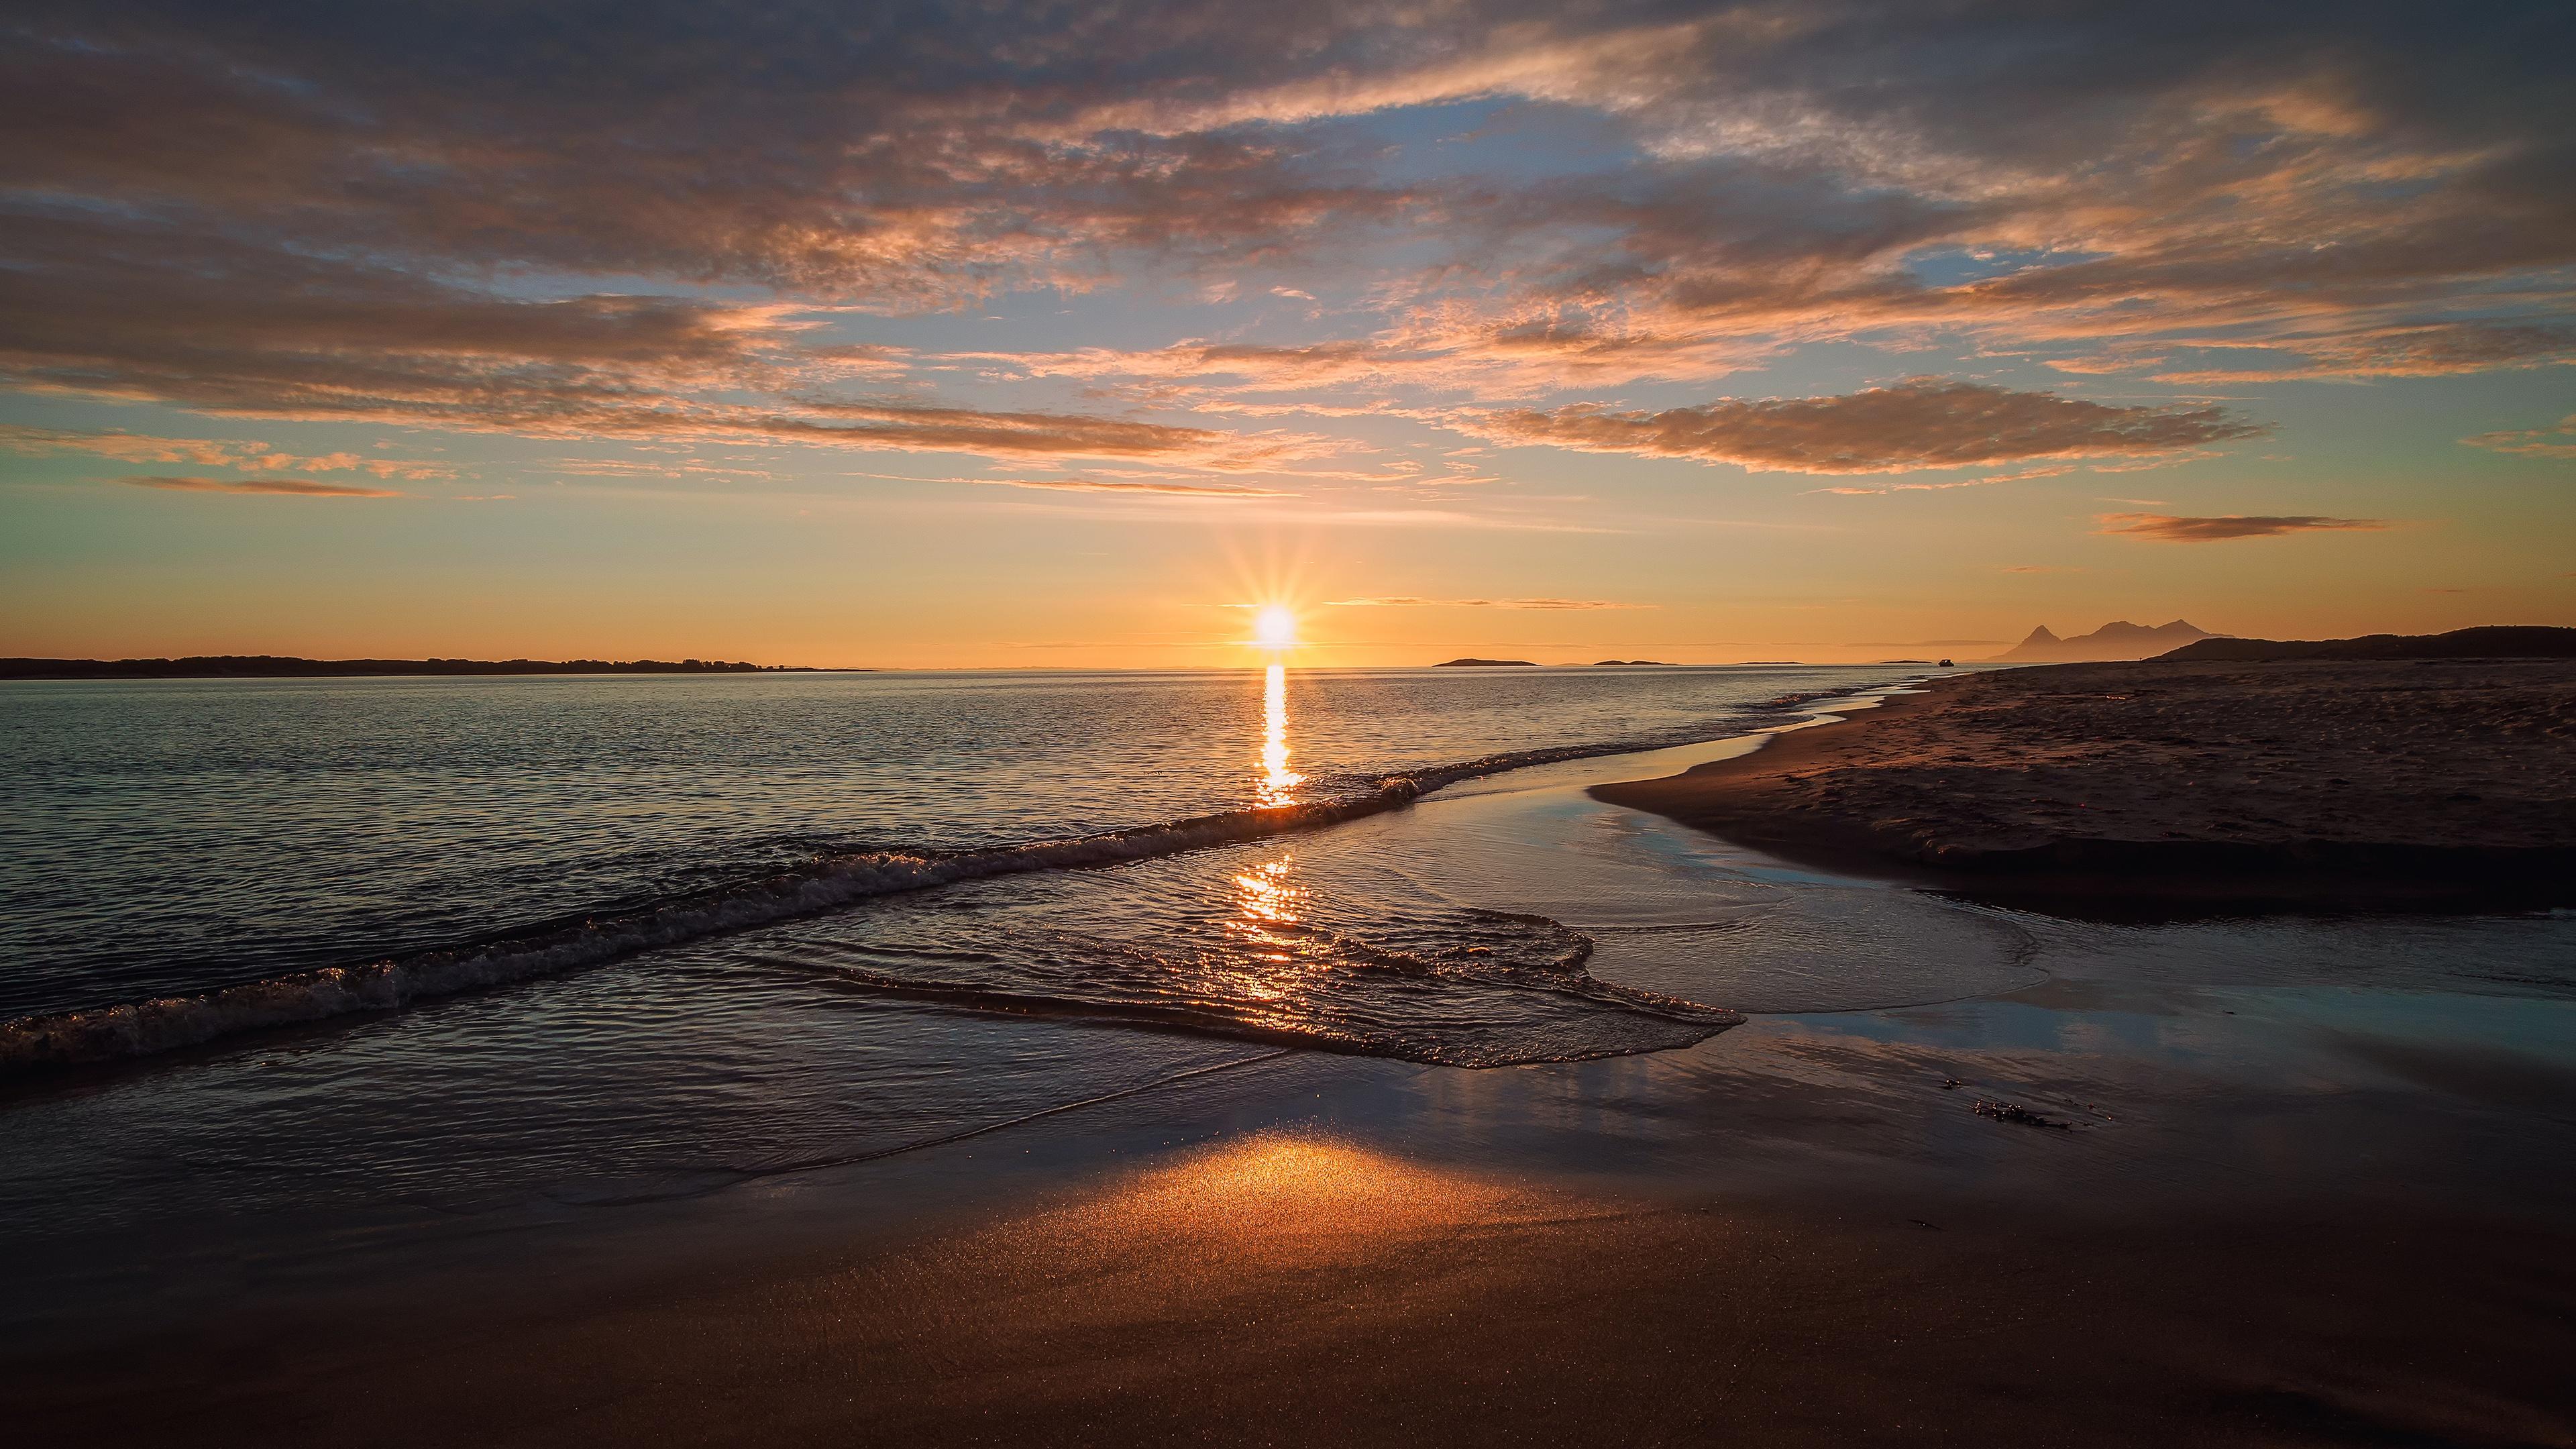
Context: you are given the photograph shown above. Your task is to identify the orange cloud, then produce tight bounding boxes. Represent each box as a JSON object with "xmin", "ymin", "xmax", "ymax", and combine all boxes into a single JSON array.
[
  {"xmin": 2461, "ymin": 413, "xmax": 2576, "ymax": 460},
  {"xmin": 947, "ymin": 476, "xmax": 1288, "ymax": 498},
  {"xmin": 1, "ymin": 425, "xmax": 450, "ymax": 478}
]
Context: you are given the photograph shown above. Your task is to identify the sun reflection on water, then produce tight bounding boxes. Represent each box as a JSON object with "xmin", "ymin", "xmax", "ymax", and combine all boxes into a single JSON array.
[
  {"xmin": 1231, "ymin": 857, "xmax": 1302, "ymax": 928},
  {"xmin": 1256, "ymin": 662, "xmax": 1304, "ymax": 808},
  {"xmin": 1226, "ymin": 665, "xmax": 1311, "ymax": 1004},
  {"xmin": 1216, "ymin": 853, "xmax": 1313, "ymax": 1004}
]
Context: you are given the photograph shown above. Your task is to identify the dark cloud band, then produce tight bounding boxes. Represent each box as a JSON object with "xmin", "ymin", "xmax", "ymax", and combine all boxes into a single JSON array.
[
  {"xmin": 115, "ymin": 475, "xmax": 400, "ymax": 498},
  {"xmin": 1463, "ymin": 380, "xmax": 2263, "ymax": 474},
  {"xmin": 2096, "ymin": 513, "xmax": 2390, "ymax": 542}
]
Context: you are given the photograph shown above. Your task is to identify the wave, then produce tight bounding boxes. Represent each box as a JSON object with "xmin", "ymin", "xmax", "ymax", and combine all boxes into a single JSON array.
[
  {"xmin": 761, "ymin": 902, "xmax": 1742, "ymax": 1068},
  {"xmin": 0, "ymin": 684, "xmax": 1898, "ymax": 1077}
]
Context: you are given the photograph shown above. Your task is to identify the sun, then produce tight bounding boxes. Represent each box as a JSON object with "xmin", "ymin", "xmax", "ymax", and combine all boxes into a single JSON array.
[{"xmin": 1252, "ymin": 604, "xmax": 1299, "ymax": 651}]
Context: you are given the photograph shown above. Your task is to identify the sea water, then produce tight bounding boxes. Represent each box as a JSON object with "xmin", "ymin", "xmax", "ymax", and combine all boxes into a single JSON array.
[{"xmin": 1, "ymin": 665, "xmax": 1896, "ymax": 1056}]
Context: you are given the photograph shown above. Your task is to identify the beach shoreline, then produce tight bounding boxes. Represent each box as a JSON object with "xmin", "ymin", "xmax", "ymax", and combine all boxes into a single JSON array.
[{"xmin": 1593, "ymin": 659, "xmax": 2576, "ymax": 916}]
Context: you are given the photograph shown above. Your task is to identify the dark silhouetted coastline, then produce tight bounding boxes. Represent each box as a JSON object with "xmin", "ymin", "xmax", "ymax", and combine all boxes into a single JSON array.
[{"xmin": 0, "ymin": 655, "xmax": 835, "ymax": 680}]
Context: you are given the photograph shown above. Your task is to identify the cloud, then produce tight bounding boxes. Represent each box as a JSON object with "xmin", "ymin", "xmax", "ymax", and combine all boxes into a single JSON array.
[
  {"xmin": 0, "ymin": 13, "xmax": 1418, "ymax": 304},
  {"xmin": 2461, "ymin": 413, "xmax": 2576, "ymax": 460},
  {"xmin": 767, "ymin": 402, "xmax": 1311, "ymax": 465},
  {"xmin": 1812, "ymin": 462, "xmax": 2077, "ymax": 495},
  {"xmin": 1325, "ymin": 596, "xmax": 1651, "ymax": 609},
  {"xmin": 115, "ymin": 474, "xmax": 400, "ymax": 498},
  {"xmin": 947, "ymin": 476, "xmax": 1287, "ymax": 498},
  {"xmin": 553, "ymin": 460, "xmax": 782, "ymax": 482},
  {"xmin": 2152, "ymin": 325, "xmax": 2576, "ymax": 384},
  {"xmin": 2095, "ymin": 513, "xmax": 2389, "ymax": 541},
  {"xmin": 0, "ymin": 218, "xmax": 1311, "ymax": 468},
  {"xmin": 1, "ymin": 425, "xmax": 451, "ymax": 478},
  {"xmin": 0, "ymin": 0, "xmax": 2571, "ymax": 481},
  {"xmin": 1463, "ymin": 380, "xmax": 2263, "ymax": 474}
]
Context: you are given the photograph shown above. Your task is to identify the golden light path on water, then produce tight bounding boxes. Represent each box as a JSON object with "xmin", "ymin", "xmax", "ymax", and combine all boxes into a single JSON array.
[
  {"xmin": 1224, "ymin": 855, "xmax": 1305, "ymax": 1002},
  {"xmin": 1256, "ymin": 661, "xmax": 1303, "ymax": 809},
  {"xmin": 1229, "ymin": 657, "xmax": 1311, "ymax": 1006}
]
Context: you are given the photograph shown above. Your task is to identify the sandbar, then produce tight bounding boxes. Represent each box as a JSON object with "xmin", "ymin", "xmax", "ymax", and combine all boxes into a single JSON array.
[{"xmin": 1594, "ymin": 657, "xmax": 2576, "ymax": 915}]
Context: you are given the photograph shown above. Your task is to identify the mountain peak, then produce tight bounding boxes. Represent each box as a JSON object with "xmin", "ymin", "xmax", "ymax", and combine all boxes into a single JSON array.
[{"xmin": 1991, "ymin": 618, "xmax": 2220, "ymax": 663}]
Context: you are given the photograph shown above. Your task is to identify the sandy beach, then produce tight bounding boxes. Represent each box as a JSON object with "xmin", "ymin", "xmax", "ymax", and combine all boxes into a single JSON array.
[{"xmin": 1594, "ymin": 658, "xmax": 2576, "ymax": 915}]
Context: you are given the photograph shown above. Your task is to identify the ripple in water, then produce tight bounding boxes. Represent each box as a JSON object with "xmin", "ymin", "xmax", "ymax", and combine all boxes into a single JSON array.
[{"xmin": 716, "ymin": 843, "xmax": 1743, "ymax": 1067}]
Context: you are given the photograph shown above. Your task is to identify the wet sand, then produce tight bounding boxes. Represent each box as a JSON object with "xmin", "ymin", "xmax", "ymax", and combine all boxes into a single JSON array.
[
  {"xmin": 16, "ymin": 1169, "xmax": 2567, "ymax": 1447},
  {"xmin": 12, "ymin": 974, "xmax": 2576, "ymax": 1448},
  {"xmin": 1594, "ymin": 658, "xmax": 2576, "ymax": 914}
]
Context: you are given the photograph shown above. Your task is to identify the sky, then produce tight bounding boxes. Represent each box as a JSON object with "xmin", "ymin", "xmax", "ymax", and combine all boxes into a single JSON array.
[{"xmin": 2, "ymin": 0, "xmax": 2571, "ymax": 667}]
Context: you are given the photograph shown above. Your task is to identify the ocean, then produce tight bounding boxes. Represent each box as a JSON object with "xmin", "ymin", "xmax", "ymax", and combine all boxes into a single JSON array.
[{"xmin": 1, "ymin": 664, "xmax": 1903, "ymax": 1057}]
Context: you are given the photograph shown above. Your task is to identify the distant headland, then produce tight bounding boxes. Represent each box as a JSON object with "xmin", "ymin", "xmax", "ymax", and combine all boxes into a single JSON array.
[
  {"xmin": 0, "ymin": 655, "xmax": 837, "ymax": 680},
  {"xmin": 1591, "ymin": 659, "xmax": 1668, "ymax": 666},
  {"xmin": 1432, "ymin": 657, "xmax": 1539, "ymax": 667}
]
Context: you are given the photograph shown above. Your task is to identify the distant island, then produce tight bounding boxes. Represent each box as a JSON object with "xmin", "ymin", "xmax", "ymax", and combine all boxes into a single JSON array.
[
  {"xmin": 1992, "ymin": 619, "xmax": 2214, "ymax": 663},
  {"xmin": 1433, "ymin": 657, "xmax": 1538, "ymax": 667},
  {"xmin": 0, "ymin": 655, "xmax": 833, "ymax": 680},
  {"xmin": 1591, "ymin": 659, "xmax": 1668, "ymax": 666}
]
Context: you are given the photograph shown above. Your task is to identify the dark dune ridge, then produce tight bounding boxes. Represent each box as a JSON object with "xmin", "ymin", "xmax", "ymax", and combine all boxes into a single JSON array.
[
  {"xmin": 0, "ymin": 655, "xmax": 826, "ymax": 680},
  {"xmin": 2165, "ymin": 624, "xmax": 2576, "ymax": 662},
  {"xmin": 1594, "ymin": 643, "xmax": 2576, "ymax": 916}
]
